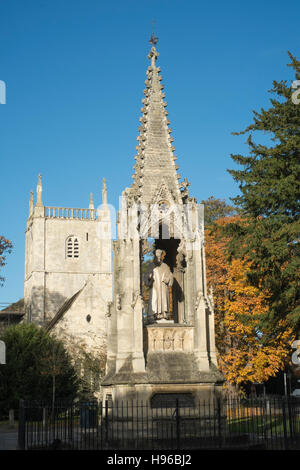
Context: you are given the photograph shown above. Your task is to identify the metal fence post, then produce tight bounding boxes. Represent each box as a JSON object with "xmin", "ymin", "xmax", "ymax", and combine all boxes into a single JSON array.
[
  {"xmin": 18, "ymin": 399, "xmax": 25, "ymax": 450},
  {"xmin": 69, "ymin": 403, "xmax": 73, "ymax": 441},
  {"xmin": 287, "ymin": 396, "xmax": 294, "ymax": 440},
  {"xmin": 217, "ymin": 397, "xmax": 222, "ymax": 449},
  {"xmin": 282, "ymin": 396, "xmax": 289, "ymax": 450},
  {"xmin": 175, "ymin": 399, "xmax": 180, "ymax": 450},
  {"xmin": 105, "ymin": 400, "xmax": 109, "ymax": 443}
]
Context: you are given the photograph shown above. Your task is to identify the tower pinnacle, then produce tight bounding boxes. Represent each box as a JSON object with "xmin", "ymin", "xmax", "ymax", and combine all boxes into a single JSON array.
[
  {"xmin": 29, "ymin": 190, "xmax": 34, "ymax": 216},
  {"xmin": 89, "ymin": 192, "xmax": 94, "ymax": 210},
  {"xmin": 36, "ymin": 173, "xmax": 43, "ymax": 207},
  {"xmin": 102, "ymin": 178, "xmax": 107, "ymax": 205}
]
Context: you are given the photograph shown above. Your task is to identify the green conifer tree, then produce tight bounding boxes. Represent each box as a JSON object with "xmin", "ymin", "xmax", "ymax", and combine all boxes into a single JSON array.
[{"xmin": 227, "ymin": 52, "xmax": 300, "ymax": 335}]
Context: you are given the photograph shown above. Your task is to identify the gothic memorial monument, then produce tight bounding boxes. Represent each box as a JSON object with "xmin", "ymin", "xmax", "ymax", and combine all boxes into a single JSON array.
[{"xmin": 101, "ymin": 37, "xmax": 224, "ymax": 404}]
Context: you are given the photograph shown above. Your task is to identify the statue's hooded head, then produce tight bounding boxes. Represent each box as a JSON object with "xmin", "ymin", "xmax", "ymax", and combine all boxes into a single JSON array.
[{"xmin": 155, "ymin": 249, "xmax": 166, "ymax": 264}]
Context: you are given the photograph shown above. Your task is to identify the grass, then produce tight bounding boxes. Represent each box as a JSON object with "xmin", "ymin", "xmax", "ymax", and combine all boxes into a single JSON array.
[
  {"xmin": 227, "ymin": 415, "xmax": 300, "ymax": 436},
  {"xmin": 0, "ymin": 420, "xmax": 18, "ymax": 432}
]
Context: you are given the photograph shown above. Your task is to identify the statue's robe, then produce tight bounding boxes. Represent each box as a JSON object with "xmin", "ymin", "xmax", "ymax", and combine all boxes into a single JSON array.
[{"xmin": 145, "ymin": 262, "xmax": 173, "ymax": 318}]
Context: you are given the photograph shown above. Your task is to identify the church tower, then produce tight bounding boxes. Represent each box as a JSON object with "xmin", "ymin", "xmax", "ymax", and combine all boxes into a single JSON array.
[
  {"xmin": 102, "ymin": 37, "xmax": 223, "ymax": 404},
  {"xmin": 24, "ymin": 175, "xmax": 112, "ymax": 341}
]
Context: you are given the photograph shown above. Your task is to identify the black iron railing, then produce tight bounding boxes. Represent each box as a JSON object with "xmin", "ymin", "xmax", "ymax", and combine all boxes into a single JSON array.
[{"xmin": 17, "ymin": 397, "xmax": 300, "ymax": 450}]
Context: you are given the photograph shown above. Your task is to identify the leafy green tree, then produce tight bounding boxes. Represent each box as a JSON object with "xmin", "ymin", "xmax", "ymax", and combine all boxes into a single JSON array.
[
  {"xmin": 201, "ymin": 196, "xmax": 236, "ymax": 226},
  {"xmin": 63, "ymin": 337, "xmax": 107, "ymax": 400},
  {"xmin": 227, "ymin": 52, "xmax": 300, "ymax": 334},
  {"xmin": 77, "ymin": 349, "xmax": 106, "ymax": 400},
  {"xmin": 0, "ymin": 324, "xmax": 79, "ymax": 415},
  {"xmin": 0, "ymin": 236, "xmax": 12, "ymax": 286}
]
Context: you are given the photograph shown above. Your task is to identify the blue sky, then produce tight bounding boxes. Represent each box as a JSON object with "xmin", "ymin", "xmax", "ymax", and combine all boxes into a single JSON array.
[{"xmin": 0, "ymin": 0, "xmax": 299, "ymax": 304}]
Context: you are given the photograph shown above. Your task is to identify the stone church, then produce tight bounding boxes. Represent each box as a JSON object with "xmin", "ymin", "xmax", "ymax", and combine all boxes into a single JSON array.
[
  {"xmin": 24, "ymin": 176, "xmax": 112, "ymax": 358},
  {"xmin": 24, "ymin": 37, "xmax": 223, "ymax": 403}
]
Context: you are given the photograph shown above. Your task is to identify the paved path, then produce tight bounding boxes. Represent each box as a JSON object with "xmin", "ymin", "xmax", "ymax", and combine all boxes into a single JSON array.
[{"xmin": 0, "ymin": 426, "xmax": 18, "ymax": 450}]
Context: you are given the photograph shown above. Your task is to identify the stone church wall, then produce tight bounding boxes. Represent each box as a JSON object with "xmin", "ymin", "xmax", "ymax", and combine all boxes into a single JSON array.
[{"xmin": 24, "ymin": 201, "xmax": 112, "ymax": 326}]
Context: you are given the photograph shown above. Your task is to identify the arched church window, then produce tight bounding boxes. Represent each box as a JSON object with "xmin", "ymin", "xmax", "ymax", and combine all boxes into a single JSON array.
[{"xmin": 66, "ymin": 236, "xmax": 79, "ymax": 258}]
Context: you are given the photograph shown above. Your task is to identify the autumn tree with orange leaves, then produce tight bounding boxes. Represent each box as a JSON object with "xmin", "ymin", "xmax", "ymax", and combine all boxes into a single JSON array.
[{"xmin": 205, "ymin": 215, "xmax": 294, "ymax": 392}]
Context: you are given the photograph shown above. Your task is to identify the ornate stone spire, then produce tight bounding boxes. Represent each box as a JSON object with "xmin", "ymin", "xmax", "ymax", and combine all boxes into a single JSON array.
[
  {"xmin": 36, "ymin": 173, "xmax": 43, "ymax": 207},
  {"xmin": 130, "ymin": 39, "xmax": 182, "ymax": 206}
]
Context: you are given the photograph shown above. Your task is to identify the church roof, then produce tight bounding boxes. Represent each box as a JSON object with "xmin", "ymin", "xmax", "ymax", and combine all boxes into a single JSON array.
[
  {"xmin": 129, "ymin": 41, "xmax": 184, "ymax": 206},
  {"xmin": 0, "ymin": 298, "xmax": 24, "ymax": 315},
  {"xmin": 45, "ymin": 287, "xmax": 83, "ymax": 332}
]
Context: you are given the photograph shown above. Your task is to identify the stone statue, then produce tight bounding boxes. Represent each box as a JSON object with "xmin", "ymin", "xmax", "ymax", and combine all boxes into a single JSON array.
[{"xmin": 144, "ymin": 249, "xmax": 173, "ymax": 321}]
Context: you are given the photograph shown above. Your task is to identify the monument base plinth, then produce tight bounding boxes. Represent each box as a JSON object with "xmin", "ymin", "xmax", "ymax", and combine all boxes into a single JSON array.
[
  {"xmin": 101, "ymin": 381, "xmax": 224, "ymax": 410},
  {"xmin": 156, "ymin": 318, "xmax": 174, "ymax": 324}
]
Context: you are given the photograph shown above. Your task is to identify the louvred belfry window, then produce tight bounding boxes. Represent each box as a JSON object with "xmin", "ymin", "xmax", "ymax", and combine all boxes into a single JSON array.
[{"xmin": 66, "ymin": 236, "xmax": 79, "ymax": 258}]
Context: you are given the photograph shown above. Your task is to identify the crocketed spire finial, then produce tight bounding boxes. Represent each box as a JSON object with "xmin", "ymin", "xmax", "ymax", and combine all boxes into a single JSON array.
[
  {"xmin": 148, "ymin": 21, "xmax": 159, "ymax": 67},
  {"xmin": 149, "ymin": 19, "xmax": 158, "ymax": 47},
  {"xmin": 148, "ymin": 44, "xmax": 159, "ymax": 67}
]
